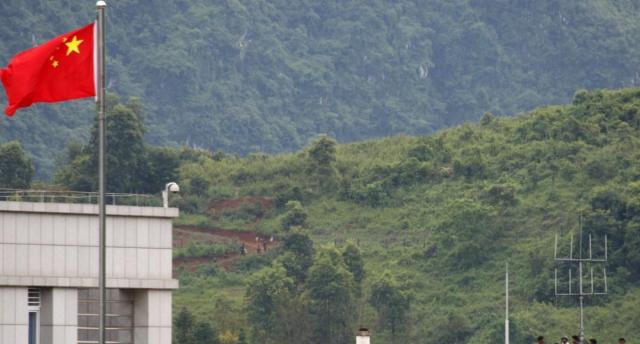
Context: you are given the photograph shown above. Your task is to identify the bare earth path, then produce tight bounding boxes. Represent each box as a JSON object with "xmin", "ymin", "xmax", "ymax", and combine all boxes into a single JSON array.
[{"xmin": 173, "ymin": 226, "xmax": 276, "ymax": 272}]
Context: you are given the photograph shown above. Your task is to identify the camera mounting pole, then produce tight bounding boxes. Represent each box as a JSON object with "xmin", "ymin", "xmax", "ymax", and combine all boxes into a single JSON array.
[{"xmin": 162, "ymin": 182, "xmax": 180, "ymax": 208}]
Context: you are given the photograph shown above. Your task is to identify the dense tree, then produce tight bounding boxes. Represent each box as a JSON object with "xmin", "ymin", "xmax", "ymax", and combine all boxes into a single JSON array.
[
  {"xmin": 279, "ymin": 201, "xmax": 308, "ymax": 231},
  {"xmin": 369, "ymin": 271, "xmax": 411, "ymax": 343},
  {"xmin": 436, "ymin": 199, "xmax": 498, "ymax": 269},
  {"xmin": 280, "ymin": 231, "xmax": 315, "ymax": 284},
  {"xmin": 237, "ymin": 329, "xmax": 248, "ymax": 344},
  {"xmin": 91, "ymin": 102, "xmax": 147, "ymax": 192},
  {"xmin": 174, "ymin": 308, "xmax": 195, "ymax": 344},
  {"xmin": 307, "ymin": 135, "xmax": 338, "ymax": 188},
  {"xmin": 245, "ymin": 265, "xmax": 295, "ymax": 343},
  {"xmin": 342, "ymin": 242, "xmax": 365, "ymax": 294},
  {"xmin": 145, "ymin": 146, "xmax": 180, "ymax": 192},
  {"xmin": 306, "ymin": 248, "xmax": 356, "ymax": 344},
  {"xmin": 0, "ymin": 141, "xmax": 34, "ymax": 189},
  {"xmin": 54, "ymin": 96, "xmax": 180, "ymax": 194},
  {"xmin": 193, "ymin": 322, "xmax": 219, "ymax": 344},
  {"xmin": 308, "ymin": 135, "xmax": 337, "ymax": 168},
  {"xmin": 4, "ymin": 1, "xmax": 640, "ymax": 178},
  {"xmin": 427, "ymin": 313, "xmax": 474, "ymax": 343},
  {"xmin": 272, "ymin": 293, "xmax": 312, "ymax": 344}
]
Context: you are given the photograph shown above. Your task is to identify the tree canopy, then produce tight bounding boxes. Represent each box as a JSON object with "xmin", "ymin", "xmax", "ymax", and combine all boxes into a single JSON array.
[
  {"xmin": 0, "ymin": 140, "xmax": 34, "ymax": 189},
  {"xmin": 3, "ymin": 0, "xmax": 640, "ymax": 177}
]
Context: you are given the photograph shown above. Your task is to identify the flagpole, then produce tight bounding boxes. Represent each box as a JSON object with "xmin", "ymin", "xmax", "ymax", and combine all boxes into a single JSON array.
[{"xmin": 96, "ymin": 2, "xmax": 107, "ymax": 344}]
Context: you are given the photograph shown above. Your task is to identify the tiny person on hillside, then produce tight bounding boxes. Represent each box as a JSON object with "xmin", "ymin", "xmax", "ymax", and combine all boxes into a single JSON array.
[
  {"xmin": 571, "ymin": 335, "xmax": 580, "ymax": 344},
  {"xmin": 618, "ymin": 338, "xmax": 626, "ymax": 344},
  {"xmin": 561, "ymin": 336, "xmax": 569, "ymax": 344},
  {"xmin": 537, "ymin": 336, "xmax": 545, "ymax": 344},
  {"xmin": 240, "ymin": 243, "xmax": 246, "ymax": 256}
]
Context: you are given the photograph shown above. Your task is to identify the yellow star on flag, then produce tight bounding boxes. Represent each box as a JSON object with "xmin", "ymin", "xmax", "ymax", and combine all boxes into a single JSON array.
[
  {"xmin": 52, "ymin": 60, "xmax": 59, "ymax": 68},
  {"xmin": 64, "ymin": 35, "xmax": 83, "ymax": 56}
]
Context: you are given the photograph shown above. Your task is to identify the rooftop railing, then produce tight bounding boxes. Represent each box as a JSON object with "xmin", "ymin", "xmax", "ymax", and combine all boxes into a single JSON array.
[{"xmin": 0, "ymin": 188, "xmax": 162, "ymax": 207}]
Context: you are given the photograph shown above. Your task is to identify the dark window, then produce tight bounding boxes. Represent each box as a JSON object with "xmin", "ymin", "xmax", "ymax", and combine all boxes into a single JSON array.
[
  {"xmin": 78, "ymin": 289, "xmax": 134, "ymax": 344},
  {"xmin": 28, "ymin": 312, "xmax": 37, "ymax": 344}
]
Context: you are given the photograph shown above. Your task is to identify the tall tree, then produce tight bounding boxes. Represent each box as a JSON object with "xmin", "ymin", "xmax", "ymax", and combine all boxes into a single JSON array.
[
  {"xmin": 237, "ymin": 329, "xmax": 248, "ymax": 344},
  {"xmin": 193, "ymin": 321, "xmax": 219, "ymax": 344},
  {"xmin": 279, "ymin": 200, "xmax": 308, "ymax": 231},
  {"xmin": 245, "ymin": 265, "xmax": 295, "ymax": 343},
  {"xmin": 306, "ymin": 248, "xmax": 356, "ymax": 344},
  {"xmin": 174, "ymin": 308, "xmax": 195, "ymax": 344},
  {"xmin": 54, "ymin": 95, "xmax": 179, "ymax": 194},
  {"xmin": 342, "ymin": 242, "xmax": 365, "ymax": 294},
  {"xmin": 369, "ymin": 271, "xmax": 412, "ymax": 343},
  {"xmin": 306, "ymin": 135, "xmax": 338, "ymax": 188},
  {"xmin": 0, "ymin": 141, "xmax": 34, "ymax": 189},
  {"xmin": 86, "ymin": 100, "xmax": 147, "ymax": 192},
  {"xmin": 280, "ymin": 230, "xmax": 315, "ymax": 284}
]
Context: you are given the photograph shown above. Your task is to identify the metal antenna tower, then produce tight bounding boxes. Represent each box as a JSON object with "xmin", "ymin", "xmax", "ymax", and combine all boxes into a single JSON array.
[{"xmin": 554, "ymin": 216, "xmax": 608, "ymax": 344}]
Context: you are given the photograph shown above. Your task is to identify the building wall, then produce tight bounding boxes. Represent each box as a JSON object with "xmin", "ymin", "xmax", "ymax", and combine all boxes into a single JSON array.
[
  {"xmin": 0, "ymin": 201, "xmax": 179, "ymax": 344},
  {"xmin": 0, "ymin": 287, "xmax": 28, "ymax": 343},
  {"xmin": 78, "ymin": 288, "xmax": 135, "ymax": 343},
  {"xmin": 356, "ymin": 335, "xmax": 371, "ymax": 344},
  {"xmin": 0, "ymin": 211, "xmax": 172, "ymax": 281},
  {"xmin": 0, "ymin": 202, "xmax": 178, "ymax": 289},
  {"xmin": 134, "ymin": 290, "xmax": 173, "ymax": 344},
  {"xmin": 40, "ymin": 288, "xmax": 78, "ymax": 344}
]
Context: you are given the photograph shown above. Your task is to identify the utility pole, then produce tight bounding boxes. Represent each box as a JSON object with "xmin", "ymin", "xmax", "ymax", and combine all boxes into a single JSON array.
[
  {"xmin": 505, "ymin": 263, "xmax": 509, "ymax": 344},
  {"xmin": 554, "ymin": 216, "xmax": 608, "ymax": 344}
]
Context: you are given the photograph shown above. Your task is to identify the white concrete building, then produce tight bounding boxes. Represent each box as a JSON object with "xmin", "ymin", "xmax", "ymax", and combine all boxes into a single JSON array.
[
  {"xmin": 0, "ymin": 201, "xmax": 178, "ymax": 344},
  {"xmin": 356, "ymin": 328, "xmax": 370, "ymax": 344}
]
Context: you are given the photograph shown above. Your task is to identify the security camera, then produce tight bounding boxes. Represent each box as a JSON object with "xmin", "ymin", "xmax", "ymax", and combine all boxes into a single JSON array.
[
  {"xmin": 162, "ymin": 182, "xmax": 180, "ymax": 208},
  {"xmin": 167, "ymin": 182, "xmax": 180, "ymax": 193}
]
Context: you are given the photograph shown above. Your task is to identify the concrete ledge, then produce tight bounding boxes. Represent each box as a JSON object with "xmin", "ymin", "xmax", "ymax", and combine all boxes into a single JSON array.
[
  {"xmin": 0, "ymin": 201, "xmax": 179, "ymax": 218},
  {"xmin": 0, "ymin": 276, "xmax": 179, "ymax": 290}
]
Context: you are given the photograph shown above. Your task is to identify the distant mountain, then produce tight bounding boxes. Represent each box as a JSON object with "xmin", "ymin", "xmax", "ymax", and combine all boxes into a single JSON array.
[{"xmin": 2, "ymin": 0, "xmax": 640, "ymax": 177}]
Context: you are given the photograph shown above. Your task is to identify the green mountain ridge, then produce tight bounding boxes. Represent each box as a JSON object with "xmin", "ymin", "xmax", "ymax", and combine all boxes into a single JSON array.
[
  {"xmin": 170, "ymin": 88, "xmax": 640, "ymax": 343},
  {"xmin": 2, "ymin": 0, "xmax": 640, "ymax": 177}
]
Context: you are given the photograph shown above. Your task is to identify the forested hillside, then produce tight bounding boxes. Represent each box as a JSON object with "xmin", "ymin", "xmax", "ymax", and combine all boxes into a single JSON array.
[
  {"xmin": 166, "ymin": 88, "xmax": 640, "ymax": 343},
  {"xmin": 2, "ymin": 0, "xmax": 640, "ymax": 177}
]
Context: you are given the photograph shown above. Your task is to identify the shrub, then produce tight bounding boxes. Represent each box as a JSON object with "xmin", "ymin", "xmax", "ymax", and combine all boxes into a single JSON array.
[
  {"xmin": 483, "ymin": 184, "xmax": 518, "ymax": 206},
  {"xmin": 280, "ymin": 201, "xmax": 308, "ymax": 231}
]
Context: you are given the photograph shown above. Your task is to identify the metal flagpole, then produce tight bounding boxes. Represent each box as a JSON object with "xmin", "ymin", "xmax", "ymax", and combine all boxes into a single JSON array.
[
  {"xmin": 96, "ymin": 2, "xmax": 107, "ymax": 344},
  {"xmin": 505, "ymin": 263, "xmax": 509, "ymax": 344}
]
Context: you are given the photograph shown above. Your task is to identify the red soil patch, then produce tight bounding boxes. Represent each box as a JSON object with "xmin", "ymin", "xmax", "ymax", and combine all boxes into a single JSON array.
[
  {"xmin": 174, "ymin": 196, "xmax": 276, "ymax": 273},
  {"xmin": 210, "ymin": 196, "xmax": 273, "ymax": 212},
  {"xmin": 173, "ymin": 226, "xmax": 278, "ymax": 273}
]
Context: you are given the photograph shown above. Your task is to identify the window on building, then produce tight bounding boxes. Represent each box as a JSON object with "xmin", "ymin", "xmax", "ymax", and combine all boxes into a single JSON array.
[
  {"xmin": 28, "ymin": 288, "xmax": 41, "ymax": 344},
  {"xmin": 78, "ymin": 289, "xmax": 134, "ymax": 344}
]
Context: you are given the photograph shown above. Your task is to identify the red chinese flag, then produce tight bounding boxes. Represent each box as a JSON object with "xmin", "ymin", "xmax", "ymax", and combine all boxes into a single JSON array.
[{"xmin": 0, "ymin": 23, "xmax": 95, "ymax": 116}]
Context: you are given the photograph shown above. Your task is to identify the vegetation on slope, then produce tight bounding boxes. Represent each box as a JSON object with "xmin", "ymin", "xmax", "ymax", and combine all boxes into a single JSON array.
[
  {"xmin": 3, "ymin": 1, "xmax": 640, "ymax": 177},
  {"xmin": 4, "ymin": 87, "xmax": 640, "ymax": 342},
  {"xmin": 167, "ymin": 88, "xmax": 640, "ymax": 343}
]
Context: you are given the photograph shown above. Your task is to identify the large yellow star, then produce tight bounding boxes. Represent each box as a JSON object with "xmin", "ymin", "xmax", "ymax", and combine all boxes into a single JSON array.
[{"xmin": 64, "ymin": 35, "xmax": 84, "ymax": 56}]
